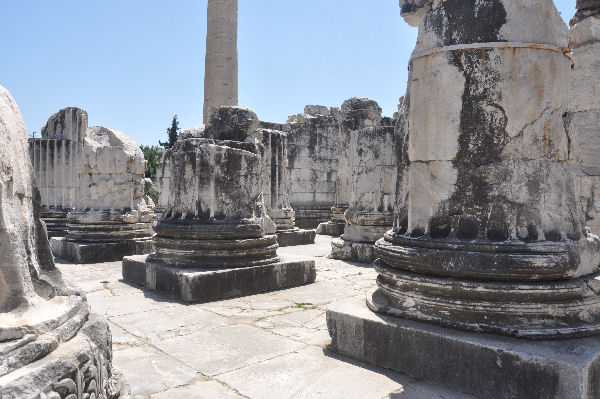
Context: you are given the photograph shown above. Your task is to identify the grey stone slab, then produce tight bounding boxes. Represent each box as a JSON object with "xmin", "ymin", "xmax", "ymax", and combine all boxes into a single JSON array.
[
  {"xmin": 316, "ymin": 221, "xmax": 345, "ymax": 236},
  {"xmin": 107, "ymin": 320, "xmax": 139, "ymax": 347},
  {"xmin": 110, "ymin": 305, "xmax": 230, "ymax": 343},
  {"xmin": 217, "ymin": 346, "xmax": 413, "ymax": 399},
  {"xmin": 51, "ymin": 236, "xmax": 153, "ymax": 263},
  {"xmin": 277, "ymin": 234, "xmax": 333, "ymax": 258},
  {"xmin": 277, "ymin": 229, "xmax": 316, "ymax": 247},
  {"xmin": 327, "ymin": 294, "xmax": 600, "ymax": 399},
  {"xmin": 268, "ymin": 279, "xmax": 362, "ymax": 306},
  {"xmin": 151, "ymin": 378, "xmax": 245, "ymax": 399},
  {"xmin": 113, "ymin": 345, "xmax": 198, "ymax": 397},
  {"xmin": 122, "ymin": 254, "xmax": 316, "ymax": 303},
  {"xmin": 155, "ymin": 324, "xmax": 306, "ymax": 376},
  {"xmin": 86, "ymin": 290, "xmax": 176, "ymax": 318}
]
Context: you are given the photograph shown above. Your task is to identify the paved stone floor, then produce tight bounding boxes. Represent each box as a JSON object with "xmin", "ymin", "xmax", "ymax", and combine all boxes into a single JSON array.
[{"xmin": 56, "ymin": 235, "xmax": 474, "ymax": 399}]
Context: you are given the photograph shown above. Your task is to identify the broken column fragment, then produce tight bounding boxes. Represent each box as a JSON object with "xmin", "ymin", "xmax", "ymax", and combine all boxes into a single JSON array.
[
  {"xmin": 50, "ymin": 126, "xmax": 156, "ymax": 263},
  {"xmin": 28, "ymin": 107, "xmax": 87, "ymax": 237},
  {"xmin": 568, "ymin": 3, "xmax": 600, "ymax": 235},
  {"xmin": 317, "ymin": 98, "xmax": 382, "ymax": 236},
  {"xmin": 327, "ymin": 2, "xmax": 600, "ymax": 398},
  {"xmin": 0, "ymin": 85, "xmax": 127, "ymax": 399},
  {"xmin": 249, "ymin": 127, "xmax": 316, "ymax": 246},
  {"xmin": 284, "ymin": 106, "xmax": 341, "ymax": 229},
  {"xmin": 122, "ymin": 106, "xmax": 315, "ymax": 303},
  {"xmin": 331, "ymin": 109, "xmax": 397, "ymax": 263}
]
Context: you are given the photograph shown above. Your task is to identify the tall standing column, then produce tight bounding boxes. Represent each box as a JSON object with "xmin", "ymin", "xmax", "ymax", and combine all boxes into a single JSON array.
[{"xmin": 203, "ymin": 0, "xmax": 238, "ymax": 123}]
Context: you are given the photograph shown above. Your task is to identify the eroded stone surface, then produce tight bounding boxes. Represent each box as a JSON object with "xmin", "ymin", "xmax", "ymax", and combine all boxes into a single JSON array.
[
  {"xmin": 331, "ymin": 103, "xmax": 397, "ymax": 263},
  {"xmin": 568, "ymin": 10, "xmax": 600, "ymax": 236},
  {"xmin": 0, "ymin": 85, "xmax": 125, "ymax": 399},
  {"xmin": 123, "ymin": 106, "xmax": 315, "ymax": 303},
  {"xmin": 29, "ymin": 107, "xmax": 88, "ymax": 237},
  {"xmin": 284, "ymin": 107, "xmax": 340, "ymax": 229},
  {"xmin": 368, "ymin": 0, "xmax": 600, "ymax": 339}
]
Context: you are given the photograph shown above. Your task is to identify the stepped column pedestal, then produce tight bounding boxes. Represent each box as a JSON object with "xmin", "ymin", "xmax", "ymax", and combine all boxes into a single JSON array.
[
  {"xmin": 327, "ymin": 2, "xmax": 600, "ymax": 398},
  {"xmin": 123, "ymin": 107, "xmax": 315, "ymax": 303}
]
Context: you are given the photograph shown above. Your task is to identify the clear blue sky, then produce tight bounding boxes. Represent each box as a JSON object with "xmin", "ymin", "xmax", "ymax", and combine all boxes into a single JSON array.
[{"xmin": 0, "ymin": 1, "xmax": 577, "ymax": 146}]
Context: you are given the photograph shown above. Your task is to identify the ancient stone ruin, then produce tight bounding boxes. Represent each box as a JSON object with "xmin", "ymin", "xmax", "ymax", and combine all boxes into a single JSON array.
[
  {"xmin": 568, "ymin": 0, "xmax": 600, "ymax": 235},
  {"xmin": 331, "ymin": 100, "xmax": 397, "ymax": 263},
  {"xmin": 204, "ymin": 0, "xmax": 238, "ymax": 122},
  {"xmin": 0, "ymin": 85, "xmax": 126, "ymax": 399},
  {"xmin": 249, "ymin": 127, "xmax": 316, "ymax": 246},
  {"xmin": 29, "ymin": 107, "xmax": 87, "ymax": 237},
  {"xmin": 328, "ymin": 1, "xmax": 600, "ymax": 398},
  {"xmin": 51, "ymin": 125, "xmax": 156, "ymax": 263},
  {"xmin": 122, "ymin": 106, "xmax": 315, "ymax": 303},
  {"xmin": 284, "ymin": 106, "xmax": 340, "ymax": 229}
]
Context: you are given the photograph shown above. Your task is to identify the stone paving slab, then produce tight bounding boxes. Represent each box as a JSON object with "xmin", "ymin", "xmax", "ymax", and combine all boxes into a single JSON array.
[{"xmin": 55, "ymin": 235, "xmax": 475, "ymax": 398}]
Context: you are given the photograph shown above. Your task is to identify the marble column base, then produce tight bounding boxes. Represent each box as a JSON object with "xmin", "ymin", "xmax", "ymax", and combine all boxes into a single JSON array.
[
  {"xmin": 0, "ymin": 313, "xmax": 129, "ymax": 399},
  {"xmin": 330, "ymin": 237, "xmax": 376, "ymax": 263},
  {"xmin": 316, "ymin": 221, "xmax": 345, "ymax": 236},
  {"xmin": 122, "ymin": 254, "xmax": 316, "ymax": 303},
  {"xmin": 51, "ymin": 236, "xmax": 154, "ymax": 263},
  {"xmin": 327, "ymin": 292, "xmax": 600, "ymax": 399},
  {"xmin": 277, "ymin": 228, "xmax": 316, "ymax": 247}
]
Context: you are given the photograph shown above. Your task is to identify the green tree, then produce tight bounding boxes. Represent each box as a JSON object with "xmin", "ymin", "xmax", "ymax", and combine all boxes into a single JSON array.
[
  {"xmin": 159, "ymin": 115, "xmax": 180, "ymax": 149},
  {"xmin": 140, "ymin": 144, "xmax": 160, "ymax": 182}
]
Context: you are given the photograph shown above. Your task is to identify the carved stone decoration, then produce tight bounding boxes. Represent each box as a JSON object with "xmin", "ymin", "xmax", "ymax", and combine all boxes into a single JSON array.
[
  {"xmin": 249, "ymin": 128, "xmax": 316, "ymax": 247},
  {"xmin": 317, "ymin": 98, "xmax": 382, "ymax": 236},
  {"xmin": 50, "ymin": 126, "xmax": 157, "ymax": 263},
  {"xmin": 122, "ymin": 106, "xmax": 315, "ymax": 303},
  {"xmin": 0, "ymin": 85, "xmax": 127, "ymax": 399}
]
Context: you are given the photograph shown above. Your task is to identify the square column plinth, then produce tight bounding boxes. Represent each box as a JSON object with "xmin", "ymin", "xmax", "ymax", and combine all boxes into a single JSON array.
[
  {"xmin": 122, "ymin": 254, "xmax": 316, "ymax": 303},
  {"xmin": 276, "ymin": 229, "xmax": 316, "ymax": 247},
  {"xmin": 327, "ymin": 292, "xmax": 600, "ymax": 399},
  {"xmin": 51, "ymin": 237, "xmax": 154, "ymax": 264}
]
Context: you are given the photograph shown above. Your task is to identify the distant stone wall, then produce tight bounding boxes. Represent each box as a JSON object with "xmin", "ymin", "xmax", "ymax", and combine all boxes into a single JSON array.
[
  {"xmin": 284, "ymin": 106, "xmax": 340, "ymax": 228},
  {"xmin": 568, "ymin": 10, "xmax": 600, "ymax": 235}
]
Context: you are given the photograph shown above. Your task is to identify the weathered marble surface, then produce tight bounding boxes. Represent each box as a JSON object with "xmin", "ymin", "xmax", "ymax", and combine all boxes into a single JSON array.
[
  {"xmin": 370, "ymin": 0, "xmax": 600, "ymax": 339},
  {"xmin": 123, "ymin": 107, "xmax": 315, "ymax": 302},
  {"xmin": 249, "ymin": 128, "xmax": 316, "ymax": 246},
  {"xmin": 203, "ymin": 0, "xmax": 238, "ymax": 122},
  {"xmin": 29, "ymin": 107, "xmax": 87, "ymax": 237},
  {"xmin": 568, "ymin": 10, "xmax": 600, "ymax": 235},
  {"xmin": 0, "ymin": 85, "xmax": 126, "ymax": 399},
  {"xmin": 284, "ymin": 106, "xmax": 340, "ymax": 229},
  {"xmin": 332, "ymin": 102, "xmax": 397, "ymax": 263},
  {"xmin": 52, "ymin": 125, "xmax": 156, "ymax": 263},
  {"xmin": 318, "ymin": 98, "xmax": 382, "ymax": 237}
]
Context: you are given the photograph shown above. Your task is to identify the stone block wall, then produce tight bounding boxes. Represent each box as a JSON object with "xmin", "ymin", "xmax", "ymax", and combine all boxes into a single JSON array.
[{"xmin": 284, "ymin": 106, "xmax": 341, "ymax": 228}]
